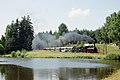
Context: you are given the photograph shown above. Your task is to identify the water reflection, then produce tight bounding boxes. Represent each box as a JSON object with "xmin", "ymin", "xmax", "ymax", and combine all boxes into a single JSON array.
[
  {"xmin": 33, "ymin": 68, "xmax": 98, "ymax": 80},
  {"xmin": 0, "ymin": 58, "xmax": 119, "ymax": 80},
  {"xmin": 0, "ymin": 64, "xmax": 33, "ymax": 80},
  {"xmin": 0, "ymin": 64, "xmax": 116, "ymax": 80},
  {"xmin": 33, "ymin": 68, "xmax": 116, "ymax": 80}
]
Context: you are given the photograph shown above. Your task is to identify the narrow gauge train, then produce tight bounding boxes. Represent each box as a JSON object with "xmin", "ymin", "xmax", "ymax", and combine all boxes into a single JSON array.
[{"xmin": 44, "ymin": 44, "xmax": 98, "ymax": 53}]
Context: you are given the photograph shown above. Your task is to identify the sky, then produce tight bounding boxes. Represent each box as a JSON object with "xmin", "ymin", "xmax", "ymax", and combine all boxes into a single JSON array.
[{"xmin": 0, "ymin": 0, "xmax": 120, "ymax": 37}]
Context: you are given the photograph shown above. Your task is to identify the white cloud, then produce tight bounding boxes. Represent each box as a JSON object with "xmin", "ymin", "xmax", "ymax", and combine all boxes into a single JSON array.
[{"xmin": 68, "ymin": 8, "xmax": 90, "ymax": 18}]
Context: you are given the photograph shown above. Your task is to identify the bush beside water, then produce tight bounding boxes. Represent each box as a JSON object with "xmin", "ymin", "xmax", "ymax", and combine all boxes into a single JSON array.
[{"xmin": 11, "ymin": 50, "xmax": 27, "ymax": 58}]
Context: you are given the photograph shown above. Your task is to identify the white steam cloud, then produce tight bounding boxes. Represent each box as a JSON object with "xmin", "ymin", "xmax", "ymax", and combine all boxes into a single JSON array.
[{"xmin": 32, "ymin": 32, "xmax": 95, "ymax": 50}]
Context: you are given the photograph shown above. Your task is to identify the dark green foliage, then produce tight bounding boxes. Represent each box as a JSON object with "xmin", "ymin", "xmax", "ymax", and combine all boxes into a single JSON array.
[
  {"xmin": 19, "ymin": 16, "xmax": 34, "ymax": 50},
  {"xmin": 56, "ymin": 23, "xmax": 68, "ymax": 38},
  {"xmin": 0, "ymin": 35, "xmax": 5, "ymax": 47},
  {"xmin": 5, "ymin": 15, "xmax": 34, "ymax": 54},
  {"xmin": 94, "ymin": 29, "xmax": 103, "ymax": 43},
  {"xmin": 49, "ymin": 30, "xmax": 52, "ymax": 35},
  {"xmin": 0, "ymin": 35, "xmax": 5, "ymax": 55},
  {"xmin": 5, "ymin": 20, "xmax": 20, "ymax": 53},
  {"xmin": 58, "ymin": 23, "xmax": 68, "ymax": 35},
  {"xmin": 0, "ymin": 44, "xmax": 4, "ymax": 55}
]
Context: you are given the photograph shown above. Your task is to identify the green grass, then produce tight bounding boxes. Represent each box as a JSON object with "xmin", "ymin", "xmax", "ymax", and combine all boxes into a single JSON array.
[
  {"xmin": 26, "ymin": 50, "xmax": 105, "ymax": 59},
  {"xmin": 2, "ymin": 44, "xmax": 120, "ymax": 60},
  {"xmin": 96, "ymin": 44, "xmax": 120, "ymax": 60},
  {"xmin": 96, "ymin": 44, "xmax": 120, "ymax": 54},
  {"xmin": 25, "ymin": 44, "xmax": 120, "ymax": 60}
]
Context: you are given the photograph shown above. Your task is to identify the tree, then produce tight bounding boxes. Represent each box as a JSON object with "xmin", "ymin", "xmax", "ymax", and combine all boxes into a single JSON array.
[
  {"xmin": 0, "ymin": 44, "xmax": 4, "ymax": 55},
  {"xmin": 49, "ymin": 30, "xmax": 52, "ymax": 35},
  {"xmin": 73, "ymin": 28, "xmax": 80, "ymax": 34},
  {"xmin": 55, "ymin": 23, "xmax": 68, "ymax": 39},
  {"xmin": 94, "ymin": 29, "xmax": 102, "ymax": 43},
  {"xmin": 5, "ymin": 21, "xmax": 19, "ymax": 53},
  {"xmin": 19, "ymin": 16, "xmax": 34, "ymax": 50},
  {"xmin": 101, "ymin": 11, "xmax": 120, "ymax": 43},
  {"xmin": 58, "ymin": 23, "xmax": 68, "ymax": 36},
  {"xmin": 0, "ymin": 35, "xmax": 6, "ymax": 47},
  {"xmin": 5, "ymin": 15, "xmax": 34, "ymax": 54},
  {"xmin": 0, "ymin": 35, "xmax": 5, "ymax": 55}
]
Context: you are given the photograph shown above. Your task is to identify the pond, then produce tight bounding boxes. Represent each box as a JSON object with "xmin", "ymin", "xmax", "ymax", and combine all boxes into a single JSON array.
[{"xmin": 0, "ymin": 58, "xmax": 120, "ymax": 80}]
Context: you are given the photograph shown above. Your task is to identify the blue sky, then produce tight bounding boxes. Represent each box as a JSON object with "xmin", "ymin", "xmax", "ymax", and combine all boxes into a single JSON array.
[{"xmin": 0, "ymin": 0, "xmax": 120, "ymax": 37}]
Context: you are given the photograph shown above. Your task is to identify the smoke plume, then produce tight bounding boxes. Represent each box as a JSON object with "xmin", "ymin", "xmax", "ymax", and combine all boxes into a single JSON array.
[{"xmin": 32, "ymin": 32, "xmax": 95, "ymax": 50}]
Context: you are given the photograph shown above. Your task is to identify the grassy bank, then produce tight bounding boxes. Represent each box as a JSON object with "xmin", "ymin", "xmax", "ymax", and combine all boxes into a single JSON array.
[
  {"xmin": 3, "ymin": 44, "xmax": 120, "ymax": 59},
  {"xmin": 26, "ymin": 50, "xmax": 104, "ymax": 59},
  {"xmin": 102, "ymin": 69, "xmax": 120, "ymax": 80},
  {"xmin": 96, "ymin": 44, "xmax": 120, "ymax": 60},
  {"xmin": 25, "ymin": 44, "xmax": 120, "ymax": 59}
]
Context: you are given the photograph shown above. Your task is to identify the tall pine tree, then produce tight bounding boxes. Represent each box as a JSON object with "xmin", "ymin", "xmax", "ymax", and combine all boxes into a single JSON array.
[
  {"xmin": 19, "ymin": 16, "xmax": 34, "ymax": 50},
  {"xmin": 5, "ymin": 16, "xmax": 34, "ymax": 54}
]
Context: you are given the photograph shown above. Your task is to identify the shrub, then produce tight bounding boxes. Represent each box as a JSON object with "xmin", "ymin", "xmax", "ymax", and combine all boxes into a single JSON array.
[
  {"xmin": 10, "ymin": 50, "xmax": 27, "ymax": 58},
  {"xmin": 105, "ymin": 53, "xmax": 120, "ymax": 60},
  {"xmin": 11, "ymin": 51, "xmax": 16, "ymax": 57},
  {"xmin": 21, "ymin": 49, "xmax": 28, "ymax": 58},
  {"xmin": 16, "ymin": 50, "xmax": 21, "ymax": 57}
]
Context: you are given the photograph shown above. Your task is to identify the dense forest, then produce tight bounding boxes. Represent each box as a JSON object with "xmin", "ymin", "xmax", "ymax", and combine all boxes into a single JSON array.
[
  {"xmin": 0, "ymin": 16, "xmax": 34, "ymax": 54},
  {"xmin": 0, "ymin": 11, "xmax": 120, "ymax": 54}
]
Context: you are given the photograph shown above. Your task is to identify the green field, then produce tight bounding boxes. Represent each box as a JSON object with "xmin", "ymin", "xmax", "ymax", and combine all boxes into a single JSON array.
[
  {"xmin": 26, "ymin": 50, "xmax": 105, "ymax": 59},
  {"xmin": 3, "ymin": 44, "xmax": 120, "ymax": 59},
  {"xmin": 25, "ymin": 44, "xmax": 120, "ymax": 60}
]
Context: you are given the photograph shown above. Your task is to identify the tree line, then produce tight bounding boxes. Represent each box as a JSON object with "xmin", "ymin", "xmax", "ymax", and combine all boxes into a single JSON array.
[
  {"xmin": 0, "ymin": 11, "xmax": 120, "ymax": 55},
  {"xmin": 0, "ymin": 16, "xmax": 34, "ymax": 54},
  {"xmin": 95, "ymin": 11, "xmax": 120, "ymax": 44},
  {"xmin": 53, "ymin": 11, "xmax": 120, "ymax": 44}
]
